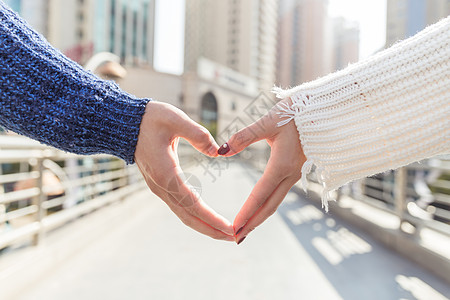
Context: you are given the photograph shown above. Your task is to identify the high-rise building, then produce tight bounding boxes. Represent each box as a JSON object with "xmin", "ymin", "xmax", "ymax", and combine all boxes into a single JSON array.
[
  {"xmin": 94, "ymin": 0, "xmax": 156, "ymax": 66},
  {"xmin": 386, "ymin": 0, "xmax": 450, "ymax": 47},
  {"xmin": 4, "ymin": 0, "xmax": 48, "ymax": 35},
  {"xmin": 59, "ymin": 0, "xmax": 156, "ymax": 66},
  {"xmin": 276, "ymin": 0, "xmax": 333, "ymax": 87},
  {"xmin": 5, "ymin": 0, "xmax": 156, "ymax": 66},
  {"xmin": 47, "ymin": 0, "xmax": 94, "ymax": 64},
  {"xmin": 332, "ymin": 17, "xmax": 359, "ymax": 71},
  {"xmin": 184, "ymin": 0, "xmax": 279, "ymax": 91}
]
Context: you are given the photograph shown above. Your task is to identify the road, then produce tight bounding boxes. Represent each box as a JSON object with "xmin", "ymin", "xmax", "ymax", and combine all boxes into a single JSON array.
[{"xmin": 10, "ymin": 161, "xmax": 450, "ymax": 300}]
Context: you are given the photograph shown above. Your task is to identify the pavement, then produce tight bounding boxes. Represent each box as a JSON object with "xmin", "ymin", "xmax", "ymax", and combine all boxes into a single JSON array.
[{"xmin": 2, "ymin": 161, "xmax": 449, "ymax": 300}]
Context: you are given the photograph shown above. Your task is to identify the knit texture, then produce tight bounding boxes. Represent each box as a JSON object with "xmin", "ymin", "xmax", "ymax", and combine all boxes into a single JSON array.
[
  {"xmin": 275, "ymin": 16, "xmax": 450, "ymax": 210},
  {"xmin": 0, "ymin": 2, "xmax": 150, "ymax": 164}
]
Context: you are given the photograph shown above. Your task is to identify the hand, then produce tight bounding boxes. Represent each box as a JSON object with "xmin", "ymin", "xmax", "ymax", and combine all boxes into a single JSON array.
[
  {"xmin": 218, "ymin": 97, "xmax": 306, "ymax": 244},
  {"xmin": 134, "ymin": 101, "xmax": 235, "ymax": 241}
]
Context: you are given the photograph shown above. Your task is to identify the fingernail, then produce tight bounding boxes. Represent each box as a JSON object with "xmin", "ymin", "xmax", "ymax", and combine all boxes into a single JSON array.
[
  {"xmin": 218, "ymin": 143, "xmax": 230, "ymax": 155},
  {"xmin": 235, "ymin": 226, "xmax": 244, "ymax": 235},
  {"xmin": 237, "ymin": 236, "xmax": 246, "ymax": 245}
]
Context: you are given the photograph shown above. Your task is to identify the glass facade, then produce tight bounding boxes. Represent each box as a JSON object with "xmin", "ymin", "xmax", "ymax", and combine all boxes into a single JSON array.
[
  {"xmin": 102, "ymin": 0, "xmax": 153, "ymax": 64},
  {"xmin": 94, "ymin": 0, "xmax": 107, "ymax": 54}
]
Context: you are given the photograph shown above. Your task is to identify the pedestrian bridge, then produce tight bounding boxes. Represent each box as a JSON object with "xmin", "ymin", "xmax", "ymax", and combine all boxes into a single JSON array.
[{"xmin": 0, "ymin": 136, "xmax": 449, "ymax": 300}]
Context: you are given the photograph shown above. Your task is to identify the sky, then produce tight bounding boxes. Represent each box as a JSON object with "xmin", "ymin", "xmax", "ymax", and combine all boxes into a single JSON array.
[
  {"xmin": 154, "ymin": 0, "xmax": 387, "ymax": 75},
  {"xmin": 153, "ymin": 0, "xmax": 186, "ymax": 75}
]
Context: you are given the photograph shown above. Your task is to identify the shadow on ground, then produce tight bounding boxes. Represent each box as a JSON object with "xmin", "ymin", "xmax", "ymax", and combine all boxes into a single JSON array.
[{"xmin": 276, "ymin": 188, "xmax": 450, "ymax": 300}]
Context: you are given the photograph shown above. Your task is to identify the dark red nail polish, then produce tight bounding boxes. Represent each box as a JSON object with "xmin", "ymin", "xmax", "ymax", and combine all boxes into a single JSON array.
[
  {"xmin": 237, "ymin": 236, "xmax": 246, "ymax": 245},
  {"xmin": 235, "ymin": 226, "xmax": 244, "ymax": 235},
  {"xmin": 218, "ymin": 143, "xmax": 230, "ymax": 155}
]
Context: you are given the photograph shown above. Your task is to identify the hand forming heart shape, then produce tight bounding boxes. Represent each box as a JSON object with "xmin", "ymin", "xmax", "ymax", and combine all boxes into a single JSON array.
[
  {"xmin": 218, "ymin": 97, "xmax": 305, "ymax": 244},
  {"xmin": 134, "ymin": 98, "xmax": 305, "ymax": 244}
]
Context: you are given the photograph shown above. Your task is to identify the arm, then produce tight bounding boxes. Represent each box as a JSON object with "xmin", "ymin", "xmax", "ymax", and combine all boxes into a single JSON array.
[
  {"xmin": 0, "ymin": 3, "xmax": 234, "ymax": 240},
  {"xmin": 0, "ymin": 2, "xmax": 147, "ymax": 163},
  {"xmin": 275, "ymin": 16, "xmax": 450, "ymax": 204},
  {"xmin": 220, "ymin": 16, "xmax": 450, "ymax": 244}
]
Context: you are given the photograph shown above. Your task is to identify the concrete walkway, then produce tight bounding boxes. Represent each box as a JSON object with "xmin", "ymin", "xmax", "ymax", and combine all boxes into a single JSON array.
[{"xmin": 3, "ymin": 162, "xmax": 450, "ymax": 300}]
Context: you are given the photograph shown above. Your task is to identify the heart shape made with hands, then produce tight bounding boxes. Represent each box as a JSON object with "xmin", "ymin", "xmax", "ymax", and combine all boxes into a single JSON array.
[
  {"xmin": 212, "ymin": 117, "xmax": 305, "ymax": 244},
  {"xmin": 135, "ymin": 99, "xmax": 304, "ymax": 244}
]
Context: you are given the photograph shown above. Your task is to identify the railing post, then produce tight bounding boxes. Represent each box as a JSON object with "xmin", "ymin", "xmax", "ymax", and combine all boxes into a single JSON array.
[
  {"xmin": 92, "ymin": 157, "xmax": 99, "ymax": 199},
  {"xmin": 394, "ymin": 167, "xmax": 407, "ymax": 225},
  {"xmin": 32, "ymin": 158, "xmax": 46, "ymax": 246},
  {"xmin": 65, "ymin": 157, "xmax": 79, "ymax": 209},
  {"xmin": 120, "ymin": 159, "xmax": 129, "ymax": 201}
]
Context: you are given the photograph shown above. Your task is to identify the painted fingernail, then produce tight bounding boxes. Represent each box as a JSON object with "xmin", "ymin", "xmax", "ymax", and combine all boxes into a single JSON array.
[
  {"xmin": 237, "ymin": 236, "xmax": 246, "ymax": 245},
  {"xmin": 235, "ymin": 226, "xmax": 244, "ymax": 235},
  {"xmin": 218, "ymin": 143, "xmax": 230, "ymax": 155}
]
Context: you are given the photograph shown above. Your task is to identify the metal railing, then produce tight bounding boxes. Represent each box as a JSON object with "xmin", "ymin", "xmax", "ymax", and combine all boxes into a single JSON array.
[
  {"xmin": 348, "ymin": 158, "xmax": 450, "ymax": 237},
  {"xmin": 0, "ymin": 135, "xmax": 145, "ymax": 250},
  {"xmin": 301, "ymin": 157, "xmax": 450, "ymax": 239},
  {"xmin": 241, "ymin": 142, "xmax": 450, "ymax": 238}
]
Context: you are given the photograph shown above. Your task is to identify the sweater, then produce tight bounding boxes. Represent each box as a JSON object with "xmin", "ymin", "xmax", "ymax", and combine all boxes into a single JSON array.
[
  {"xmin": 275, "ymin": 16, "xmax": 450, "ymax": 210},
  {"xmin": 0, "ymin": 2, "xmax": 150, "ymax": 164}
]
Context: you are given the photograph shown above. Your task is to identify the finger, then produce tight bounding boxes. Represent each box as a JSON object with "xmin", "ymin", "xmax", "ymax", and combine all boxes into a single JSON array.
[
  {"xmin": 219, "ymin": 112, "xmax": 279, "ymax": 157},
  {"xmin": 176, "ymin": 115, "xmax": 219, "ymax": 157},
  {"xmin": 167, "ymin": 173, "xmax": 235, "ymax": 236},
  {"xmin": 144, "ymin": 176, "xmax": 235, "ymax": 241},
  {"xmin": 235, "ymin": 177, "xmax": 296, "ymax": 243},
  {"xmin": 144, "ymin": 144, "xmax": 234, "ymax": 236},
  {"xmin": 232, "ymin": 156, "xmax": 286, "ymax": 234}
]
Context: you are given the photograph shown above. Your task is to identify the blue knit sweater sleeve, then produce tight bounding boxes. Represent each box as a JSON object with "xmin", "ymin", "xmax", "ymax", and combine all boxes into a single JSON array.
[{"xmin": 0, "ymin": 2, "xmax": 150, "ymax": 164}]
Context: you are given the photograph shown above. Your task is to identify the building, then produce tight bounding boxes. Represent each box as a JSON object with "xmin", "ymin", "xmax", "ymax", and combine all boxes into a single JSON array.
[
  {"xmin": 46, "ymin": 0, "xmax": 94, "ymax": 64},
  {"xmin": 332, "ymin": 17, "xmax": 359, "ymax": 71},
  {"xmin": 5, "ymin": 0, "xmax": 95, "ymax": 64},
  {"xmin": 276, "ymin": 0, "xmax": 334, "ymax": 87},
  {"xmin": 386, "ymin": 0, "xmax": 450, "ymax": 47},
  {"xmin": 93, "ymin": 0, "xmax": 156, "ymax": 66},
  {"xmin": 184, "ymin": 0, "xmax": 279, "ymax": 92},
  {"xmin": 4, "ymin": 0, "xmax": 272, "ymax": 144},
  {"xmin": 4, "ymin": 0, "xmax": 156, "ymax": 66},
  {"xmin": 4, "ymin": 0, "xmax": 48, "ymax": 35},
  {"xmin": 53, "ymin": 0, "xmax": 156, "ymax": 66},
  {"xmin": 116, "ymin": 58, "xmax": 262, "ymax": 142}
]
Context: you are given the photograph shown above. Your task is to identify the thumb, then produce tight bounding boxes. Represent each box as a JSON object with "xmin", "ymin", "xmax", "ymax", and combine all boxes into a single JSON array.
[{"xmin": 179, "ymin": 121, "xmax": 220, "ymax": 157}]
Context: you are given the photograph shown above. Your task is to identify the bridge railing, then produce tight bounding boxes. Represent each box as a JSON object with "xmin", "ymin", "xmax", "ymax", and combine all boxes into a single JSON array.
[
  {"xmin": 242, "ymin": 144, "xmax": 450, "ymax": 238},
  {"xmin": 0, "ymin": 135, "xmax": 145, "ymax": 250},
  {"xmin": 344, "ymin": 158, "xmax": 450, "ymax": 238}
]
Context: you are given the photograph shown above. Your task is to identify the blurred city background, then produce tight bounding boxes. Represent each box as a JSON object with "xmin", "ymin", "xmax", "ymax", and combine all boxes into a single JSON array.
[{"xmin": 0, "ymin": 0, "xmax": 449, "ymax": 299}]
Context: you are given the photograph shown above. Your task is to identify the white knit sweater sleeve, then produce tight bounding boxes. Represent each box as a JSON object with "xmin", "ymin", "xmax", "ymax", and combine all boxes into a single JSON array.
[{"xmin": 274, "ymin": 16, "xmax": 450, "ymax": 210}]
